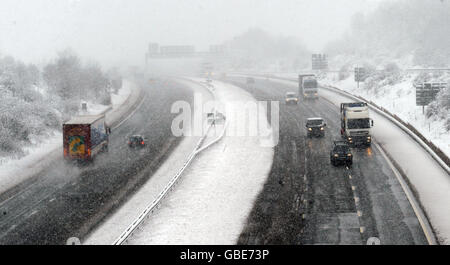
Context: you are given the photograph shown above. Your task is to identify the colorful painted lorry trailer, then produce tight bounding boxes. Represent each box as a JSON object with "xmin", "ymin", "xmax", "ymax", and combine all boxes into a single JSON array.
[{"xmin": 63, "ymin": 114, "xmax": 109, "ymax": 161}]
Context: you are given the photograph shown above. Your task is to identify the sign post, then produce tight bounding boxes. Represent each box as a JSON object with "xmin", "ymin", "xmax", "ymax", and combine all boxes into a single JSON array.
[{"xmin": 354, "ymin": 67, "xmax": 366, "ymax": 88}]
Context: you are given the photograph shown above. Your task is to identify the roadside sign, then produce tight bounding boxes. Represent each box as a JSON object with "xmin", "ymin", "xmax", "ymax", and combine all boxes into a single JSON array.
[
  {"xmin": 415, "ymin": 82, "xmax": 446, "ymax": 106},
  {"xmin": 312, "ymin": 54, "xmax": 328, "ymax": 70},
  {"xmin": 354, "ymin": 67, "xmax": 367, "ymax": 82}
]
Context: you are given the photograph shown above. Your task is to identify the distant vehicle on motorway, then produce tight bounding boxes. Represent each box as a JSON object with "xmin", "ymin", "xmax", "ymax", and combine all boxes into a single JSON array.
[
  {"xmin": 207, "ymin": 111, "xmax": 226, "ymax": 125},
  {"xmin": 63, "ymin": 114, "xmax": 110, "ymax": 161},
  {"xmin": 306, "ymin": 117, "xmax": 326, "ymax": 137},
  {"xmin": 246, "ymin": 77, "xmax": 255, "ymax": 84},
  {"xmin": 285, "ymin": 92, "xmax": 299, "ymax": 104},
  {"xmin": 330, "ymin": 141, "xmax": 353, "ymax": 166},
  {"xmin": 128, "ymin": 135, "xmax": 146, "ymax": 148},
  {"xmin": 299, "ymin": 74, "xmax": 319, "ymax": 99}
]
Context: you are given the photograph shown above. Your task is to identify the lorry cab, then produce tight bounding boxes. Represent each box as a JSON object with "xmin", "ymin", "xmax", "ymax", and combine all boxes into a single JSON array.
[{"xmin": 340, "ymin": 102, "xmax": 373, "ymax": 146}]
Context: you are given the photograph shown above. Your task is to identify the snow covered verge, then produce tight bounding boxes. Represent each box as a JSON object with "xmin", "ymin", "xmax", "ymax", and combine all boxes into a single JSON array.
[{"xmin": 0, "ymin": 80, "xmax": 135, "ymax": 195}]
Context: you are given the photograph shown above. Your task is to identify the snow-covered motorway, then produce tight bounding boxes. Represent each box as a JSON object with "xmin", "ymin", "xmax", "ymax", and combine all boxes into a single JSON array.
[
  {"xmin": 86, "ymin": 79, "xmax": 274, "ymax": 245},
  {"xmin": 0, "ymin": 75, "xmax": 443, "ymax": 245},
  {"xmin": 226, "ymin": 76, "xmax": 431, "ymax": 245},
  {"xmin": 0, "ymin": 78, "xmax": 195, "ymax": 244},
  {"xmin": 89, "ymin": 76, "xmax": 433, "ymax": 246}
]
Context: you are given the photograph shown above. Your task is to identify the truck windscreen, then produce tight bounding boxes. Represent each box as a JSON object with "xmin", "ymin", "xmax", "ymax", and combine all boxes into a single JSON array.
[
  {"xmin": 307, "ymin": 120, "xmax": 322, "ymax": 126},
  {"xmin": 303, "ymin": 80, "xmax": 317, "ymax": 89},
  {"xmin": 347, "ymin": 119, "xmax": 370, "ymax": 129}
]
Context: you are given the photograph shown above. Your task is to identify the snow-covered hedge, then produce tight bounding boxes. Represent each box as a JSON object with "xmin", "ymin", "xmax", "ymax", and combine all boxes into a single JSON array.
[{"xmin": 0, "ymin": 94, "xmax": 60, "ymax": 156}]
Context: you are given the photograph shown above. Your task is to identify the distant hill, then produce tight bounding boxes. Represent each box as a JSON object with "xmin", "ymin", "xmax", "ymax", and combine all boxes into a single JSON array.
[{"xmin": 325, "ymin": 0, "xmax": 450, "ymax": 67}]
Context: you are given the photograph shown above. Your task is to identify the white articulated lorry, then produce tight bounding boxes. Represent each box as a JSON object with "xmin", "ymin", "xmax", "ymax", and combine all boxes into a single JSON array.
[
  {"xmin": 299, "ymin": 74, "xmax": 319, "ymax": 99},
  {"xmin": 340, "ymin": 102, "xmax": 374, "ymax": 147}
]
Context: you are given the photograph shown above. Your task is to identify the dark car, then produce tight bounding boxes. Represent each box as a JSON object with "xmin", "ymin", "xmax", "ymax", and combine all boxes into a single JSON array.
[
  {"xmin": 330, "ymin": 141, "xmax": 353, "ymax": 166},
  {"xmin": 306, "ymin": 118, "xmax": 326, "ymax": 137},
  {"xmin": 128, "ymin": 135, "xmax": 145, "ymax": 148}
]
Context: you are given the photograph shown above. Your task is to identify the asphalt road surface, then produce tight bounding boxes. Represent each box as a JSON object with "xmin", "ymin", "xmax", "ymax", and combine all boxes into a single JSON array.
[
  {"xmin": 227, "ymin": 76, "xmax": 428, "ymax": 245},
  {"xmin": 0, "ymin": 78, "xmax": 193, "ymax": 245}
]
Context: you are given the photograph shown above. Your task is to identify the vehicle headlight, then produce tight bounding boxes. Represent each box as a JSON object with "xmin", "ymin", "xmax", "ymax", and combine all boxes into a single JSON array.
[
  {"xmin": 308, "ymin": 128, "xmax": 312, "ymax": 131},
  {"xmin": 334, "ymin": 154, "xmax": 339, "ymax": 157},
  {"xmin": 320, "ymin": 127, "xmax": 324, "ymax": 131},
  {"xmin": 367, "ymin": 136, "xmax": 371, "ymax": 140},
  {"xmin": 347, "ymin": 153, "xmax": 352, "ymax": 157}
]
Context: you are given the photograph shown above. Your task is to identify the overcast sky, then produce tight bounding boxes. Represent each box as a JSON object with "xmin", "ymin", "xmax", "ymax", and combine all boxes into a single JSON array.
[{"xmin": 0, "ymin": 0, "xmax": 384, "ymax": 68}]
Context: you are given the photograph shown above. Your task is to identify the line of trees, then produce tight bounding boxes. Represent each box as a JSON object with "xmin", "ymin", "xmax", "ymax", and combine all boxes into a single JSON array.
[{"xmin": 43, "ymin": 50, "xmax": 111, "ymax": 114}]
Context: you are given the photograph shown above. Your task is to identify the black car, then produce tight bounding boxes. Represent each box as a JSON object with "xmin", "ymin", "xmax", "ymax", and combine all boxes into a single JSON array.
[
  {"xmin": 330, "ymin": 141, "xmax": 353, "ymax": 166},
  {"xmin": 128, "ymin": 135, "xmax": 146, "ymax": 148},
  {"xmin": 306, "ymin": 118, "xmax": 326, "ymax": 137}
]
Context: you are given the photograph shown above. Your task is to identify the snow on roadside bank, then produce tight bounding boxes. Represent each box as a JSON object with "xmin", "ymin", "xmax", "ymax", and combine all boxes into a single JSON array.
[
  {"xmin": 125, "ymin": 79, "xmax": 274, "ymax": 245},
  {"xmin": 0, "ymin": 81, "xmax": 132, "ymax": 194}
]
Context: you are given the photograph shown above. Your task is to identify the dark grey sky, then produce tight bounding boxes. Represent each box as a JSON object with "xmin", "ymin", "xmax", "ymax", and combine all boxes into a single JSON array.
[{"xmin": 0, "ymin": 0, "xmax": 383, "ymax": 67}]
